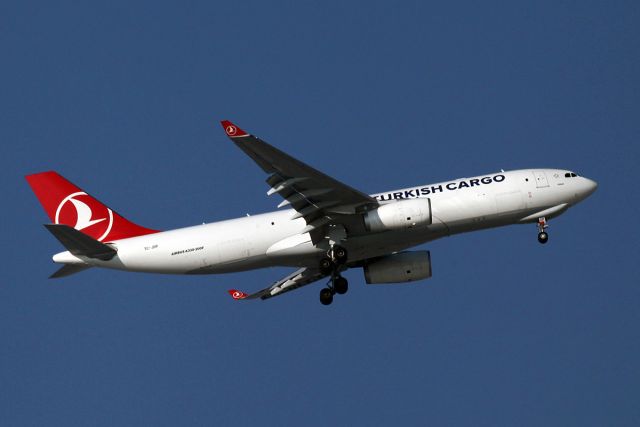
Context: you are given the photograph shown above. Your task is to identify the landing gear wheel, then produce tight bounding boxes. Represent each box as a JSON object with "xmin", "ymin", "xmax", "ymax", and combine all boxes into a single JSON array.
[
  {"xmin": 319, "ymin": 258, "xmax": 333, "ymax": 275},
  {"xmin": 319, "ymin": 288, "xmax": 334, "ymax": 305},
  {"xmin": 334, "ymin": 276, "xmax": 348, "ymax": 295},
  {"xmin": 537, "ymin": 217, "xmax": 549, "ymax": 244},
  {"xmin": 332, "ymin": 245, "xmax": 348, "ymax": 265}
]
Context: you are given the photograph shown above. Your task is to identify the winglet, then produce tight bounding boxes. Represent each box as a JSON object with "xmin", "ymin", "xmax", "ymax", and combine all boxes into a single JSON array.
[
  {"xmin": 220, "ymin": 120, "xmax": 249, "ymax": 138},
  {"xmin": 228, "ymin": 289, "xmax": 249, "ymax": 300}
]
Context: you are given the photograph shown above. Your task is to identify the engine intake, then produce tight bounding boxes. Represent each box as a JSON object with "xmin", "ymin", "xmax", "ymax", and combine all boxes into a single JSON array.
[
  {"xmin": 364, "ymin": 199, "xmax": 432, "ymax": 232},
  {"xmin": 364, "ymin": 251, "xmax": 432, "ymax": 284}
]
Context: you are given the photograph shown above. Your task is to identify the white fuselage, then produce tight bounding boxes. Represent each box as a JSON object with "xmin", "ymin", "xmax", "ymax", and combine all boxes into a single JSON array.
[{"xmin": 53, "ymin": 169, "xmax": 597, "ymax": 274}]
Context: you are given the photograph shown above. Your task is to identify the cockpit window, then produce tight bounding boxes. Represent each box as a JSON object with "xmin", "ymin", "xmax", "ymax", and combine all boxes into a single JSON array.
[
  {"xmin": 565, "ymin": 172, "xmax": 579, "ymax": 178},
  {"xmin": 571, "ymin": 173, "xmax": 578, "ymax": 177}
]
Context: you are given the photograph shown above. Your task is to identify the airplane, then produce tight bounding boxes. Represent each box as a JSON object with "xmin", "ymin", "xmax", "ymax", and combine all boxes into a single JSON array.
[{"xmin": 26, "ymin": 120, "xmax": 598, "ymax": 305}]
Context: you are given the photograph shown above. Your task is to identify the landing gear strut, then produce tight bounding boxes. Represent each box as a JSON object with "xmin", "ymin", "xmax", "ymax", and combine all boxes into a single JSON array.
[
  {"xmin": 318, "ymin": 245, "xmax": 349, "ymax": 305},
  {"xmin": 318, "ymin": 245, "xmax": 348, "ymax": 274},
  {"xmin": 537, "ymin": 217, "xmax": 549, "ymax": 244}
]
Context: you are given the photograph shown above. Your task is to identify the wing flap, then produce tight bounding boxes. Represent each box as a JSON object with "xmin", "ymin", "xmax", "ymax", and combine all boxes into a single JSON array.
[{"xmin": 227, "ymin": 267, "xmax": 329, "ymax": 301}]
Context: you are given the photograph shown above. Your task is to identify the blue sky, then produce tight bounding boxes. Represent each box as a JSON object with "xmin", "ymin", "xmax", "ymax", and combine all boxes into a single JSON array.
[{"xmin": 2, "ymin": 1, "xmax": 639, "ymax": 425}]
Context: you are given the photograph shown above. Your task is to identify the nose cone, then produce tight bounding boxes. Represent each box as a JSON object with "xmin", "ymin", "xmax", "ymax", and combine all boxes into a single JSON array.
[{"xmin": 581, "ymin": 177, "xmax": 598, "ymax": 199}]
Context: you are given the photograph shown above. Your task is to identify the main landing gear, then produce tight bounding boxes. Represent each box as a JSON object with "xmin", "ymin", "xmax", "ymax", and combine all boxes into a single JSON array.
[
  {"xmin": 537, "ymin": 217, "xmax": 549, "ymax": 244},
  {"xmin": 318, "ymin": 245, "xmax": 349, "ymax": 306},
  {"xmin": 319, "ymin": 276, "xmax": 349, "ymax": 306}
]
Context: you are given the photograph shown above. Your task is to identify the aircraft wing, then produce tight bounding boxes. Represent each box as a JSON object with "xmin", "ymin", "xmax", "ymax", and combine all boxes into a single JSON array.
[
  {"xmin": 221, "ymin": 120, "xmax": 378, "ymax": 242},
  {"xmin": 228, "ymin": 267, "xmax": 329, "ymax": 301}
]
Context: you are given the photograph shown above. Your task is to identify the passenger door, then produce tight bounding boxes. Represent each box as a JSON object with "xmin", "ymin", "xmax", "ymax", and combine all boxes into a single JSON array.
[{"xmin": 532, "ymin": 171, "xmax": 550, "ymax": 188}]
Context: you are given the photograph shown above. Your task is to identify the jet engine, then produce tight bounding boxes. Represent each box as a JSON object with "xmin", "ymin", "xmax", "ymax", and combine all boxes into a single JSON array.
[
  {"xmin": 363, "ymin": 199, "xmax": 432, "ymax": 232},
  {"xmin": 363, "ymin": 251, "xmax": 432, "ymax": 284}
]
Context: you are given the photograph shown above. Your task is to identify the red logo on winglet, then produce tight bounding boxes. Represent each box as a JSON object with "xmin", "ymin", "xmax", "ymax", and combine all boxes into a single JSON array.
[
  {"xmin": 228, "ymin": 289, "xmax": 248, "ymax": 300},
  {"xmin": 221, "ymin": 120, "xmax": 248, "ymax": 137}
]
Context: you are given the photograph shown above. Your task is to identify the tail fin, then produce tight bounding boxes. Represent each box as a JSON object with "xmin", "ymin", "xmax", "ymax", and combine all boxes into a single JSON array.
[{"xmin": 26, "ymin": 171, "xmax": 159, "ymax": 242}]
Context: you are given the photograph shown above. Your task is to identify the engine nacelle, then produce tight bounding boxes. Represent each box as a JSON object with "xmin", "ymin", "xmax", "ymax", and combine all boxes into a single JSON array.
[
  {"xmin": 363, "ymin": 251, "xmax": 432, "ymax": 284},
  {"xmin": 364, "ymin": 199, "xmax": 432, "ymax": 232}
]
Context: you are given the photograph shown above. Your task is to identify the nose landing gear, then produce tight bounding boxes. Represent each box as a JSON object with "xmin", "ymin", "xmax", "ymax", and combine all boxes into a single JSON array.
[
  {"xmin": 537, "ymin": 217, "xmax": 549, "ymax": 244},
  {"xmin": 318, "ymin": 245, "xmax": 349, "ymax": 305}
]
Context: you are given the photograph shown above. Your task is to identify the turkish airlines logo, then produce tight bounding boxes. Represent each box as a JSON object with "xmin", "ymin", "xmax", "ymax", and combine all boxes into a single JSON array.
[
  {"xmin": 225, "ymin": 125, "xmax": 237, "ymax": 136},
  {"xmin": 55, "ymin": 192, "xmax": 113, "ymax": 241},
  {"xmin": 228, "ymin": 290, "xmax": 248, "ymax": 300}
]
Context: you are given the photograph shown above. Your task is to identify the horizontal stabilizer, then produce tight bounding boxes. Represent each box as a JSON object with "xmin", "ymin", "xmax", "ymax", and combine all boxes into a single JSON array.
[
  {"xmin": 50, "ymin": 264, "xmax": 93, "ymax": 279},
  {"xmin": 44, "ymin": 224, "xmax": 117, "ymax": 261}
]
